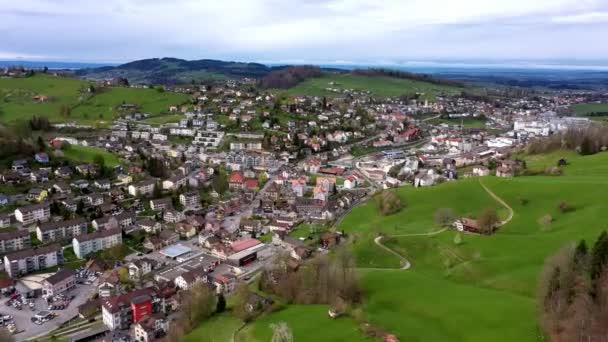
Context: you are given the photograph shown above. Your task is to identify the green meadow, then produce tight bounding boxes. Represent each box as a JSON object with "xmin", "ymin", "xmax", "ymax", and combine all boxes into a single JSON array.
[
  {"xmin": 62, "ymin": 145, "xmax": 121, "ymax": 167},
  {"xmin": 336, "ymin": 150, "xmax": 608, "ymax": 342},
  {"xmin": 0, "ymin": 74, "xmax": 189, "ymax": 127},
  {"xmin": 280, "ymin": 73, "xmax": 461, "ymax": 100}
]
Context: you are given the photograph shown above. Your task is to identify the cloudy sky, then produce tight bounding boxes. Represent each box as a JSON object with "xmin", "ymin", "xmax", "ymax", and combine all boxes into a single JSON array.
[{"xmin": 1, "ymin": 0, "xmax": 608, "ymax": 64}]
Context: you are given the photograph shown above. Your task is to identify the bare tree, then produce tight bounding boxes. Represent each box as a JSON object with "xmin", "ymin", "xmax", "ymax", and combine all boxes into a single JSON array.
[
  {"xmin": 270, "ymin": 322, "xmax": 293, "ymax": 342},
  {"xmin": 434, "ymin": 208, "xmax": 456, "ymax": 227}
]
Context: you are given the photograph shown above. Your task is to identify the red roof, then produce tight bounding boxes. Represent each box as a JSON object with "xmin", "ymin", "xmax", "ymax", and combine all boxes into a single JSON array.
[
  {"xmin": 230, "ymin": 239, "xmax": 261, "ymax": 253},
  {"xmin": 229, "ymin": 172, "xmax": 244, "ymax": 184},
  {"xmin": 243, "ymin": 178, "xmax": 258, "ymax": 189}
]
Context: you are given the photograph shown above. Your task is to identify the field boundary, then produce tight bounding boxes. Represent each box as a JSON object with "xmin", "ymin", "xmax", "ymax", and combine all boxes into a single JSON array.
[{"xmin": 479, "ymin": 179, "xmax": 514, "ymax": 226}]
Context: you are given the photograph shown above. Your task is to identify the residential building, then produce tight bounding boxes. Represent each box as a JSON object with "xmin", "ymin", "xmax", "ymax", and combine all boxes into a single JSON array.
[
  {"xmin": 73, "ymin": 228, "xmax": 123, "ymax": 259},
  {"xmin": 133, "ymin": 314, "xmax": 169, "ymax": 342},
  {"xmin": 14, "ymin": 202, "xmax": 51, "ymax": 225},
  {"xmin": 179, "ymin": 192, "xmax": 200, "ymax": 210},
  {"xmin": 102, "ymin": 288, "xmax": 164, "ymax": 331},
  {"xmin": 128, "ymin": 179, "xmax": 157, "ymax": 197},
  {"xmin": 3, "ymin": 244, "xmax": 63, "ymax": 278},
  {"xmin": 0, "ymin": 230, "xmax": 31, "ymax": 253},
  {"xmin": 36, "ymin": 218, "xmax": 87, "ymax": 243},
  {"xmin": 42, "ymin": 269, "xmax": 76, "ymax": 296}
]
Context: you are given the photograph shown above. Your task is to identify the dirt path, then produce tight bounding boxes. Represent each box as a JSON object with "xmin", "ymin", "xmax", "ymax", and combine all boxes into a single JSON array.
[
  {"xmin": 367, "ymin": 228, "xmax": 448, "ymax": 271},
  {"xmin": 479, "ymin": 180, "xmax": 514, "ymax": 226}
]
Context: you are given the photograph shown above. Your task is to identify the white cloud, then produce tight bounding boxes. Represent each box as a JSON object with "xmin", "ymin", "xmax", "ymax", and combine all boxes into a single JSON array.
[{"xmin": 0, "ymin": 0, "xmax": 607, "ymax": 62}]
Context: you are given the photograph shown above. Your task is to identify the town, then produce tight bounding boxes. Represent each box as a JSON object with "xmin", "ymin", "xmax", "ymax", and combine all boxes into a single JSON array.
[{"xmin": 0, "ymin": 65, "xmax": 607, "ymax": 342}]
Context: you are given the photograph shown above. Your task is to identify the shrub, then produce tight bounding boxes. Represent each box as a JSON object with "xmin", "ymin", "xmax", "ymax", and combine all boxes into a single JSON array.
[
  {"xmin": 434, "ymin": 208, "xmax": 457, "ymax": 227},
  {"xmin": 518, "ymin": 197, "xmax": 529, "ymax": 206},
  {"xmin": 558, "ymin": 201, "xmax": 573, "ymax": 213},
  {"xmin": 374, "ymin": 190, "xmax": 403, "ymax": 216},
  {"xmin": 538, "ymin": 214, "xmax": 553, "ymax": 231}
]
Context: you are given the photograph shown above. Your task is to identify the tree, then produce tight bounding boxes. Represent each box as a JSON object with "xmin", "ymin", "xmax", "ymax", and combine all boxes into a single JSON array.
[
  {"xmin": 434, "ymin": 208, "xmax": 456, "ymax": 227},
  {"xmin": 37, "ymin": 136, "xmax": 46, "ymax": 152},
  {"xmin": 93, "ymin": 154, "xmax": 106, "ymax": 176},
  {"xmin": 374, "ymin": 190, "xmax": 403, "ymax": 216},
  {"xmin": 258, "ymin": 172, "xmax": 268, "ymax": 185},
  {"xmin": 212, "ymin": 167, "xmax": 229, "ymax": 195},
  {"xmin": 181, "ymin": 283, "xmax": 217, "ymax": 330},
  {"xmin": 153, "ymin": 181, "xmax": 163, "ymax": 199},
  {"xmin": 477, "ymin": 208, "xmax": 499, "ymax": 234},
  {"xmin": 76, "ymin": 199, "xmax": 85, "ymax": 215},
  {"xmin": 216, "ymin": 293, "xmax": 226, "ymax": 313},
  {"xmin": 233, "ymin": 283, "xmax": 255, "ymax": 322},
  {"xmin": 270, "ymin": 322, "xmax": 293, "ymax": 342}
]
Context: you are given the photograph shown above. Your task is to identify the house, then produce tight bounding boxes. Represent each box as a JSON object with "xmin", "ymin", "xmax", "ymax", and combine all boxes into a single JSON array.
[
  {"xmin": 11, "ymin": 159, "xmax": 28, "ymax": 171},
  {"xmin": 14, "ymin": 202, "xmax": 51, "ymax": 225},
  {"xmin": 53, "ymin": 182, "xmax": 71, "ymax": 194},
  {"xmin": 163, "ymin": 210, "xmax": 185, "ymax": 223},
  {"xmin": 75, "ymin": 164, "xmax": 98, "ymax": 177},
  {"xmin": 176, "ymin": 223, "xmax": 197, "ymax": 239},
  {"xmin": 0, "ymin": 214, "xmax": 10, "ymax": 228},
  {"xmin": 150, "ymin": 198, "xmax": 172, "ymax": 211},
  {"xmin": 92, "ymin": 216, "xmax": 119, "ymax": 231},
  {"xmin": 228, "ymin": 172, "xmax": 245, "ymax": 190},
  {"xmin": 94, "ymin": 179, "xmax": 112, "ymax": 190},
  {"xmin": 72, "ymin": 228, "xmax": 123, "ymax": 259},
  {"xmin": 102, "ymin": 288, "xmax": 165, "ymax": 330},
  {"xmin": 137, "ymin": 219, "xmax": 161, "ymax": 234},
  {"xmin": 133, "ymin": 313, "xmax": 169, "ymax": 342},
  {"xmin": 454, "ymin": 218, "xmax": 481, "ymax": 233},
  {"xmin": 174, "ymin": 267, "xmax": 209, "ymax": 290},
  {"xmin": 27, "ymin": 188, "xmax": 48, "ymax": 202},
  {"xmin": 3, "ymin": 244, "xmax": 63, "ymax": 278},
  {"xmin": 179, "ymin": 192, "xmax": 201, "ymax": 210},
  {"xmin": 0, "ymin": 230, "xmax": 31, "ymax": 254},
  {"xmin": 36, "ymin": 217, "xmax": 88, "ymax": 243},
  {"xmin": 54, "ymin": 166, "xmax": 73, "ymax": 179},
  {"xmin": 211, "ymin": 273, "xmax": 237, "ymax": 294},
  {"xmin": 162, "ymin": 174, "xmax": 188, "ymax": 191},
  {"xmin": 128, "ymin": 259, "xmax": 157, "ymax": 280},
  {"xmin": 34, "ymin": 152, "xmax": 50, "ymax": 163},
  {"xmin": 42, "ymin": 269, "xmax": 76, "ymax": 296},
  {"xmin": 496, "ymin": 166, "xmax": 514, "ymax": 178},
  {"xmin": 128, "ymin": 179, "xmax": 157, "ymax": 197},
  {"xmin": 343, "ymin": 175, "xmax": 360, "ymax": 190},
  {"xmin": 115, "ymin": 211, "xmax": 137, "ymax": 229},
  {"xmin": 472, "ymin": 166, "xmax": 490, "ymax": 177}
]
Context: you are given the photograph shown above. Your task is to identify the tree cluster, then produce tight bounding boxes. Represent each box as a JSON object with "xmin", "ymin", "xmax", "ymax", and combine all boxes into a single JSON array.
[
  {"xmin": 538, "ymin": 233, "xmax": 608, "ymax": 342},
  {"xmin": 259, "ymin": 66, "xmax": 322, "ymax": 89},
  {"xmin": 259, "ymin": 251, "xmax": 361, "ymax": 307},
  {"xmin": 527, "ymin": 126, "xmax": 608, "ymax": 156}
]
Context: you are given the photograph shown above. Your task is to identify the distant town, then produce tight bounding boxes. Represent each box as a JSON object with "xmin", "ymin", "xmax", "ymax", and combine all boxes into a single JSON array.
[{"xmin": 0, "ymin": 63, "xmax": 607, "ymax": 342}]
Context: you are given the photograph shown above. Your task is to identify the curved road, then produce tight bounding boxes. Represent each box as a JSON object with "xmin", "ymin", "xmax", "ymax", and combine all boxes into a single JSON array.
[{"xmin": 365, "ymin": 181, "xmax": 514, "ymax": 271}]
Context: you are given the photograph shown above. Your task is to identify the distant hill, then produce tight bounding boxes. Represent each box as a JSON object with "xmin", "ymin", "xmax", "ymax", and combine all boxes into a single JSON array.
[{"xmin": 75, "ymin": 57, "xmax": 280, "ymax": 84}]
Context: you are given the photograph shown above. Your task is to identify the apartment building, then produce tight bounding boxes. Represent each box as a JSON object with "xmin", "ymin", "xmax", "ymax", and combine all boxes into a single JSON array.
[
  {"xmin": 14, "ymin": 202, "xmax": 51, "ymax": 225},
  {"xmin": 0, "ymin": 230, "xmax": 31, "ymax": 254},
  {"xmin": 3, "ymin": 244, "xmax": 63, "ymax": 278},
  {"xmin": 72, "ymin": 228, "xmax": 123, "ymax": 259},
  {"xmin": 36, "ymin": 217, "xmax": 88, "ymax": 243}
]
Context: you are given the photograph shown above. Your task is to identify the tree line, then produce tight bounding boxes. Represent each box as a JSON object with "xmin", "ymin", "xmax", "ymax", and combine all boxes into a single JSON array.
[
  {"xmin": 259, "ymin": 66, "xmax": 323, "ymax": 89},
  {"xmin": 539, "ymin": 232, "xmax": 608, "ymax": 341},
  {"xmin": 527, "ymin": 126, "xmax": 608, "ymax": 156}
]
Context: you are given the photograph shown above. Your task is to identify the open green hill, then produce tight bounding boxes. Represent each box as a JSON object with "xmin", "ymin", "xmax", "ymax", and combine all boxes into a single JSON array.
[
  {"xmin": 280, "ymin": 73, "xmax": 462, "ymax": 100},
  {"xmin": 337, "ymin": 150, "xmax": 608, "ymax": 342},
  {"xmin": 0, "ymin": 74, "xmax": 189, "ymax": 127}
]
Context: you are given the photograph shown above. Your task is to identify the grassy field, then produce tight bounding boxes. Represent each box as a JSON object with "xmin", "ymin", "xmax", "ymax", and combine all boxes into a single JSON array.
[
  {"xmin": 72, "ymin": 87, "xmax": 189, "ymax": 125},
  {"xmin": 62, "ymin": 145, "xmax": 120, "ymax": 167},
  {"xmin": 279, "ymin": 73, "xmax": 462, "ymax": 100},
  {"xmin": 236, "ymin": 305, "xmax": 372, "ymax": 342},
  {"xmin": 185, "ymin": 314, "xmax": 243, "ymax": 342},
  {"xmin": 0, "ymin": 74, "xmax": 189, "ymax": 126},
  {"xmin": 336, "ymin": 150, "xmax": 608, "ymax": 342},
  {"xmin": 571, "ymin": 102, "xmax": 608, "ymax": 115},
  {"xmin": 0, "ymin": 74, "xmax": 92, "ymax": 124}
]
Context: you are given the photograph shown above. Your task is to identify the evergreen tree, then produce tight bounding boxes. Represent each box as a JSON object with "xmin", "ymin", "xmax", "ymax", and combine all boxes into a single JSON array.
[{"xmin": 216, "ymin": 293, "xmax": 226, "ymax": 313}]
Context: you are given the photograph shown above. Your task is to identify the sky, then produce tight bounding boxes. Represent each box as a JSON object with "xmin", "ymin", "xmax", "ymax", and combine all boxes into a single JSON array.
[{"xmin": 1, "ymin": 0, "xmax": 608, "ymax": 64}]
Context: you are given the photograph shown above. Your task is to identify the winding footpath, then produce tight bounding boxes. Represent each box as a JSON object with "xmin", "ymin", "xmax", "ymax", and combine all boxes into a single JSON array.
[{"xmin": 366, "ymin": 180, "xmax": 514, "ymax": 271}]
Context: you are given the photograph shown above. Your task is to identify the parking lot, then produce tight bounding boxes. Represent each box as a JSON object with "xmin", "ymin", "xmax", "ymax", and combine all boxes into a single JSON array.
[{"xmin": 5, "ymin": 279, "xmax": 98, "ymax": 341}]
